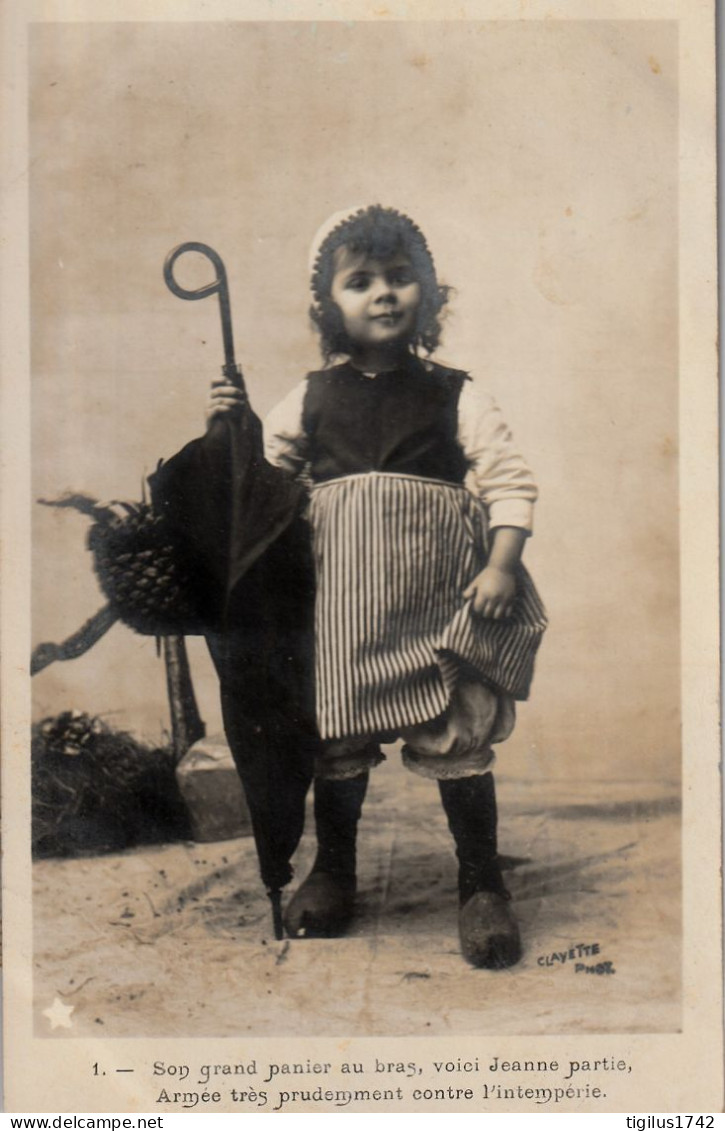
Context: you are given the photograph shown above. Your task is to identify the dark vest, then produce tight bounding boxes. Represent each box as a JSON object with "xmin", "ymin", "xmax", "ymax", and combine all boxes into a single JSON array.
[{"xmin": 302, "ymin": 358, "xmax": 470, "ymax": 485}]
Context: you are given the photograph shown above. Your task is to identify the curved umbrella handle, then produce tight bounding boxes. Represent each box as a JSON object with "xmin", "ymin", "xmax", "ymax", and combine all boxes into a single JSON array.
[{"xmin": 164, "ymin": 242, "xmax": 243, "ymax": 387}]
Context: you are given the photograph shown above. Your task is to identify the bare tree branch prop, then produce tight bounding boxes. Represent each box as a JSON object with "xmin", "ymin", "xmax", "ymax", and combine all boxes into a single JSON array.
[{"xmin": 31, "ymin": 605, "xmax": 119, "ymax": 675}]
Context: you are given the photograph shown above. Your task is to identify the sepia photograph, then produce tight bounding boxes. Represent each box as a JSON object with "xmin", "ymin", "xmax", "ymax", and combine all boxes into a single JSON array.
[{"xmin": 2, "ymin": 0, "xmax": 721, "ymax": 1115}]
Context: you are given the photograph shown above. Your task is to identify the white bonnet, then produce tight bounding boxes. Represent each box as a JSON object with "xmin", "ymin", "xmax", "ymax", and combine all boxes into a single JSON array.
[{"xmin": 307, "ymin": 206, "xmax": 365, "ymax": 274}]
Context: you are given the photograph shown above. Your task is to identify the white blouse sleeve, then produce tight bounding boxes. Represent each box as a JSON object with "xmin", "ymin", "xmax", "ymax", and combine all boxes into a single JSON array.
[
  {"xmin": 262, "ymin": 379, "xmax": 310, "ymax": 478},
  {"xmin": 457, "ymin": 378, "xmax": 538, "ymax": 533}
]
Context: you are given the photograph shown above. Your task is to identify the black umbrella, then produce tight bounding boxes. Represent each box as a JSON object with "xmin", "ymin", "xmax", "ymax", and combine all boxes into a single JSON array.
[{"xmin": 153, "ymin": 243, "xmax": 320, "ymax": 938}]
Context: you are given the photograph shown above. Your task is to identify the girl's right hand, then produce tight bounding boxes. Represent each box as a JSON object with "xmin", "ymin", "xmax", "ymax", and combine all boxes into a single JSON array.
[{"xmin": 206, "ymin": 376, "xmax": 246, "ymax": 425}]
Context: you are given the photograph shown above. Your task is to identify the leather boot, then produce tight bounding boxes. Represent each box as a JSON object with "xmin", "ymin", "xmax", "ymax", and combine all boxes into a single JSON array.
[
  {"xmin": 438, "ymin": 773, "xmax": 521, "ymax": 969},
  {"xmin": 284, "ymin": 773, "xmax": 368, "ymax": 939}
]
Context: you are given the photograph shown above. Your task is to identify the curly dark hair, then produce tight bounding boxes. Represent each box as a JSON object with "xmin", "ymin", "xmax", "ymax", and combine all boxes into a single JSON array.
[{"xmin": 309, "ymin": 205, "xmax": 450, "ymax": 363}]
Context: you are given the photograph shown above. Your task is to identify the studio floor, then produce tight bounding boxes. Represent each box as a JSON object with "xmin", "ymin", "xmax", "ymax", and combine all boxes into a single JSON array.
[{"xmin": 33, "ymin": 757, "xmax": 681, "ymax": 1038}]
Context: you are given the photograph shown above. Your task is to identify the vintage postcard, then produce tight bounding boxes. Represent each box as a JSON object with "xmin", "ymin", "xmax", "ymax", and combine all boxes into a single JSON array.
[{"xmin": 1, "ymin": 0, "xmax": 721, "ymax": 1115}]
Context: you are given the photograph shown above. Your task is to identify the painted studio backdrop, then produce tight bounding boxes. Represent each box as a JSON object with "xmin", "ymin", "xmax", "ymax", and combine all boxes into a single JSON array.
[{"xmin": 29, "ymin": 18, "xmax": 679, "ymax": 1039}]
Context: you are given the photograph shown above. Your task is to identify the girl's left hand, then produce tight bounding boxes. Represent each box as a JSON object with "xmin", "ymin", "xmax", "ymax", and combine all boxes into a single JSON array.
[{"xmin": 463, "ymin": 566, "xmax": 517, "ymax": 619}]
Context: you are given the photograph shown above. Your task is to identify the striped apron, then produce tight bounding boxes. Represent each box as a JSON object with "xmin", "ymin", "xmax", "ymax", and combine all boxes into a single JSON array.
[{"xmin": 308, "ymin": 472, "xmax": 547, "ymax": 742}]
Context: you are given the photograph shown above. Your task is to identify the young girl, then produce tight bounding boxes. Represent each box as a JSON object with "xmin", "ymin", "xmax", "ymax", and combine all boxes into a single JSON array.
[{"xmin": 208, "ymin": 205, "xmax": 545, "ymax": 968}]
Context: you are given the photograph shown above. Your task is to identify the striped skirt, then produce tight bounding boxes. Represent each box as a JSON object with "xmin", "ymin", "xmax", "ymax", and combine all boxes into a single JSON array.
[{"xmin": 308, "ymin": 472, "xmax": 547, "ymax": 741}]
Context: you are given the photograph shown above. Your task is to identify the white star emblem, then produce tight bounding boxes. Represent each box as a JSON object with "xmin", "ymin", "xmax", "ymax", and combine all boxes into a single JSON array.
[{"xmin": 42, "ymin": 997, "xmax": 75, "ymax": 1030}]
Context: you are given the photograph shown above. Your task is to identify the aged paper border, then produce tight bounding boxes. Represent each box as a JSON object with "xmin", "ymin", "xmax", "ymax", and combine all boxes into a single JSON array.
[{"xmin": 1, "ymin": 0, "xmax": 721, "ymax": 1114}]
